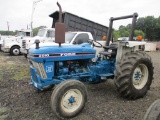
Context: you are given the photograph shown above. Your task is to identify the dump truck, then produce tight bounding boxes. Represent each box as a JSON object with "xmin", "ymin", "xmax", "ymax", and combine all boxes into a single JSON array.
[{"xmin": 49, "ymin": 11, "xmax": 108, "ymax": 40}]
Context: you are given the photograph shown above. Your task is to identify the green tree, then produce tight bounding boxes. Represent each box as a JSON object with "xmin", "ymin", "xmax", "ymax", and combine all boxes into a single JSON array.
[
  {"xmin": 136, "ymin": 17, "xmax": 145, "ymax": 31},
  {"xmin": 118, "ymin": 25, "xmax": 130, "ymax": 37},
  {"xmin": 113, "ymin": 30, "xmax": 120, "ymax": 41},
  {"xmin": 117, "ymin": 16, "xmax": 160, "ymax": 41},
  {"xmin": 32, "ymin": 26, "xmax": 46, "ymax": 36},
  {"xmin": 155, "ymin": 16, "xmax": 160, "ymax": 40},
  {"xmin": 0, "ymin": 31, "xmax": 16, "ymax": 35},
  {"xmin": 144, "ymin": 16, "xmax": 157, "ymax": 41},
  {"xmin": 134, "ymin": 30, "xmax": 145, "ymax": 38},
  {"xmin": 136, "ymin": 16, "xmax": 159, "ymax": 41}
]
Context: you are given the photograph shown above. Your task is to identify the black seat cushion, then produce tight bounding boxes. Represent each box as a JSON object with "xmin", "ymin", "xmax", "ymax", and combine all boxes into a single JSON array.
[
  {"xmin": 99, "ymin": 51, "xmax": 116, "ymax": 56},
  {"xmin": 103, "ymin": 43, "xmax": 118, "ymax": 50},
  {"xmin": 99, "ymin": 42, "xmax": 118, "ymax": 57}
]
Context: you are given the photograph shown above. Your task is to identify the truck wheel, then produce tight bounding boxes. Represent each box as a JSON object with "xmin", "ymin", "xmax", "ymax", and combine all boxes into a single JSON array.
[
  {"xmin": 10, "ymin": 46, "xmax": 20, "ymax": 56},
  {"xmin": 24, "ymin": 54, "xmax": 27, "ymax": 58},
  {"xmin": 144, "ymin": 99, "xmax": 160, "ymax": 120},
  {"xmin": 114, "ymin": 52, "xmax": 154, "ymax": 99},
  {"xmin": 51, "ymin": 80, "xmax": 87, "ymax": 119}
]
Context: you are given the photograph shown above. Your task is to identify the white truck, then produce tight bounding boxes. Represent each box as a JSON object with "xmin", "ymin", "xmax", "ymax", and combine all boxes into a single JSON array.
[
  {"xmin": 21, "ymin": 10, "xmax": 109, "ymax": 57},
  {"xmin": 20, "ymin": 28, "xmax": 55, "ymax": 57},
  {"xmin": 1, "ymin": 30, "xmax": 32, "ymax": 55},
  {"xmin": 22, "ymin": 31, "xmax": 107, "ymax": 57},
  {"xmin": 0, "ymin": 35, "xmax": 14, "ymax": 51}
]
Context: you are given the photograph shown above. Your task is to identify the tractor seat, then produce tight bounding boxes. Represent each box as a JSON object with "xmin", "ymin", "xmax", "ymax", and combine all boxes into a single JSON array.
[{"xmin": 99, "ymin": 43, "xmax": 118, "ymax": 58}]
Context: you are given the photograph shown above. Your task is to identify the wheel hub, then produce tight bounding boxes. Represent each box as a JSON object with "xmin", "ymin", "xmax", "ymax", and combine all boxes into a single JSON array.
[
  {"xmin": 132, "ymin": 64, "xmax": 149, "ymax": 89},
  {"xmin": 68, "ymin": 96, "xmax": 75, "ymax": 104},
  {"xmin": 134, "ymin": 68, "xmax": 142, "ymax": 81},
  {"xmin": 13, "ymin": 48, "xmax": 20, "ymax": 55},
  {"xmin": 61, "ymin": 89, "xmax": 82, "ymax": 113}
]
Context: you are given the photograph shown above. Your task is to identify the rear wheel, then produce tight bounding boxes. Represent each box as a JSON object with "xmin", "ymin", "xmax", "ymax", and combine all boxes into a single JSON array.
[
  {"xmin": 114, "ymin": 52, "xmax": 154, "ymax": 99},
  {"xmin": 144, "ymin": 99, "xmax": 160, "ymax": 120},
  {"xmin": 51, "ymin": 80, "xmax": 87, "ymax": 119},
  {"xmin": 10, "ymin": 46, "xmax": 20, "ymax": 56}
]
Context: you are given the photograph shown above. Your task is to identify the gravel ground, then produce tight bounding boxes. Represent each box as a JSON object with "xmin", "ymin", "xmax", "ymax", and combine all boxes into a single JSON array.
[{"xmin": 0, "ymin": 51, "xmax": 160, "ymax": 120}]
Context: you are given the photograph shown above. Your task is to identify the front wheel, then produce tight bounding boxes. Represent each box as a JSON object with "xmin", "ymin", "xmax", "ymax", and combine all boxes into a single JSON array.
[
  {"xmin": 10, "ymin": 46, "xmax": 20, "ymax": 56},
  {"xmin": 144, "ymin": 99, "xmax": 160, "ymax": 120},
  {"xmin": 51, "ymin": 80, "xmax": 87, "ymax": 119},
  {"xmin": 114, "ymin": 52, "xmax": 154, "ymax": 99}
]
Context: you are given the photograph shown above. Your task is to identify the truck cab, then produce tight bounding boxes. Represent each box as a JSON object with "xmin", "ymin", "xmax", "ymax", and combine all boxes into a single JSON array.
[
  {"xmin": 20, "ymin": 28, "xmax": 55, "ymax": 55},
  {"xmin": 65, "ymin": 31, "xmax": 106, "ymax": 56},
  {"xmin": 1, "ymin": 30, "xmax": 32, "ymax": 55}
]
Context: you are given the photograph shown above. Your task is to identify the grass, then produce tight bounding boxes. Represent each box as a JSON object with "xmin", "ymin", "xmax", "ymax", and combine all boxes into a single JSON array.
[
  {"xmin": 0, "ymin": 74, "xmax": 2, "ymax": 81},
  {"xmin": 0, "ymin": 63, "xmax": 30, "ymax": 81},
  {"xmin": 11, "ymin": 66, "xmax": 30, "ymax": 81},
  {"xmin": 0, "ymin": 107, "xmax": 9, "ymax": 120}
]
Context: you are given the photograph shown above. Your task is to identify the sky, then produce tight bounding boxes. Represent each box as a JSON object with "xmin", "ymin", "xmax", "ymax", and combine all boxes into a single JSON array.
[{"xmin": 0, "ymin": 0, "xmax": 160, "ymax": 31}]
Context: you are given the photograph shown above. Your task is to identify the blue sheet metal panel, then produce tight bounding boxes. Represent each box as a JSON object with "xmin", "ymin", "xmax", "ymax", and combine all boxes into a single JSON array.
[
  {"xmin": 44, "ymin": 61, "xmax": 55, "ymax": 78},
  {"xmin": 89, "ymin": 60, "xmax": 115, "ymax": 76},
  {"xmin": 30, "ymin": 65, "xmax": 59, "ymax": 89},
  {"xmin": 29, "ymin": 43, "xmax": 96, "ymax": 62},
  {"xmin": 29, "ymin": 43, "xmax": 90, "ymax": 54}
]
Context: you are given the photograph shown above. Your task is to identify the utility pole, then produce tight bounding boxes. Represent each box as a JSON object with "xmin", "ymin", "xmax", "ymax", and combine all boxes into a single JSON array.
[
  {"xmin": 7, "ymin": 21, "xmax": 9, "ymax": 35},
  {"xmin": 30, "ymin": 0, "xmax": 42, "ymax": 32}
]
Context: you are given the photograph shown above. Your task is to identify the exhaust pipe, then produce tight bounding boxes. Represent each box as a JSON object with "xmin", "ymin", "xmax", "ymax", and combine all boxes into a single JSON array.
[
  {"xmin": 57, "ymin": 2, "xmax": 62, "ymax": 23},
  {"xmin": 55, "ymin": 2, "xmax": 65, "ymax": 47}
]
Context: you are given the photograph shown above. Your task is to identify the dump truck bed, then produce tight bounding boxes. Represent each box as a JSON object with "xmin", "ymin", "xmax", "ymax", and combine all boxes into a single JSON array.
[{"xmin": 49, "ymin": 11, "xmax": 108, "ymax": 40}]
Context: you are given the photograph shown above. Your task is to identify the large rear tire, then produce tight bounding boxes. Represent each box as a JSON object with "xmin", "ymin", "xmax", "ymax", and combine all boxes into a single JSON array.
[
  {"xmin": 51, "ymin": 80, "xmax": 87, "ymax": 119},
  {"xmin": 144, "ymin": 99, "xmax": 160, "ymax": 120},
  {"xmin": 114, "ymin": 52, "xmax": 154, "ymax": 99}
]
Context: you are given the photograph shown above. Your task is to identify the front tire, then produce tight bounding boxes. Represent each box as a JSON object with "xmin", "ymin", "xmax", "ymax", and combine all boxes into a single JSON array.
[
  {"xmin": 114, "ymin": 52, "xmax": 154, "ymax": 99},
  {"xmin": 144, "ymin": 99, "xmax": 160, "ymax": 120},
  {"xmin": 10, "ymin": 46, "xmax": 20, "ymax": 56},
  {"xmin": 51, "ymin": 80, "xmax": 87, "ymax": 119}
]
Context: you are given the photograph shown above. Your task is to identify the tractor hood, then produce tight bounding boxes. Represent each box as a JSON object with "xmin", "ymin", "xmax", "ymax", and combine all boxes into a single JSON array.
[
  {"xmin": 28, "ymin": 43, "xmax": 96, "ymax": 62},
  {"xmin": 29, "ymin": 41, "xmax": 70, "ymax": 49}
]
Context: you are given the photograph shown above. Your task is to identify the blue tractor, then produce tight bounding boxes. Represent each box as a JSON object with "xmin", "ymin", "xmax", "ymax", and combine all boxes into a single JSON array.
[{"xmin": 28, "ymin": 2, "xmax": 154, "ymax": 119}]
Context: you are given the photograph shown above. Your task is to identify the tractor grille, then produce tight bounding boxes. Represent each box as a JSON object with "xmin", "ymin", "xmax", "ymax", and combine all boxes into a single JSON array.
[
  {"xmin": 31, "ymin": 60, "xmax": 47, "ymax": 79},
  {"xmin": 22, "ymin": 40, "xmax": 26, "ymax": 48},
  {"xmin": 33, "ymin": 70, "xmax": 38, "ymax": 83}
]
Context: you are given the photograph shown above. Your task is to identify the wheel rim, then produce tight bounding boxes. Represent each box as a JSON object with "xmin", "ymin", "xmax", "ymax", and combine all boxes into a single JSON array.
[
  {"xmin": 61, "ymin": 89, "xmax": 82, "ymax": 113},
  {"xmin": 13, "ymin": 48, "xmax": 20, "ymax": 55},
  {"xmin": 132, "ymin": 64, "xmax": 149, "ymax": 89}
]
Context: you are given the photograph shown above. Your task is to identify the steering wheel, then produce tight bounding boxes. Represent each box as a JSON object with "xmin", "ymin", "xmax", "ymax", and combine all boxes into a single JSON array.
[{"xmin": 88, "ymin": 39, "xmax": 102, "ymax": 48}]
